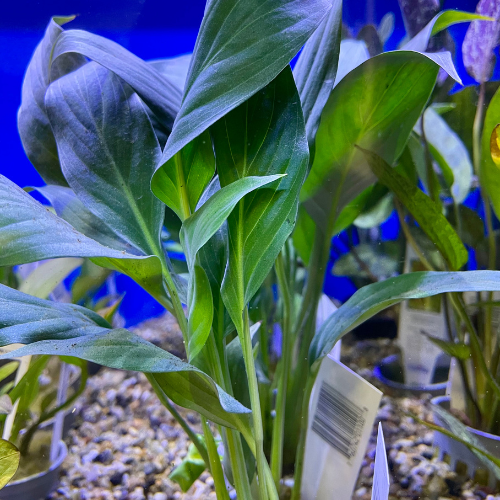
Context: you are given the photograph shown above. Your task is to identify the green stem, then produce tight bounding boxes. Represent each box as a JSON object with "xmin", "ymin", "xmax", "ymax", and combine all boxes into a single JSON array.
[
  {"xmin": 146, "ymin": 374, "xmax": 209, "ymax": 465},
  {"xmin": 201, "ymin": 419, "xmax": 230, "ymax": 500},
  {"xmin": 241, "ymin": 308, "xmax": 277, "ymax": 500},
  {"xmin": 270, "ymin": 251, "xmax": 292, "ymax": 491}
]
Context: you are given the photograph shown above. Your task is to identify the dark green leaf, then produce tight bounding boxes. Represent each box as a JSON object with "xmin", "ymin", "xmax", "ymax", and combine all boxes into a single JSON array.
[
  {"xmin": 310, "ymin": 270, "xmax": 500, "ymax": 363},
  {"xmin": 52, "ymin": 30, "xmax": 182, "ymax": 129},
  {"xmin": 152, "ymin": 0, "xmax": 331, "ymax": 188},
  {"xmin": 425, "ymin": 336, "xmax": 471, "ymax": 360},
  {"xmin": 46, "ymin": 62, "xmax": 164, "ymax": 258},
  {"xmin": 293, "ymin": 0, "xmax": 342, "ymax": 144},
  {"xmin": 212, "ymin": 68, "xmax": 308, "ymax": 333},
  {"xmin": 17, "ymin": 16, "xmax": 85, "ymax": 186},
  {"xmin": 292, "ymin": 206, "xmax": 315, "ymax": 265},
  {"xmin": 359, "ymin": 147, "xmax": 468, "ymax": 270}
]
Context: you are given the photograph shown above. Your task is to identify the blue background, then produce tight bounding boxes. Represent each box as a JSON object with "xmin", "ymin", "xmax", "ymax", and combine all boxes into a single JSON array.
[{"xmin": 0, "ymin": 0, "xmax": 483, "ymax": 324}]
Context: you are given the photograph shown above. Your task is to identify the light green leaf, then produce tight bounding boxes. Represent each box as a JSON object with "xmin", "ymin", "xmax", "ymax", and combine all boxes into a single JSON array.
[
  {"xmin": 481, "ymin": 86, "xmax": 500, "ymax": 221},
  {"xmin": 293, "ymin": 0, "xmax": 342, "ymax": 145},
  {"xmin": 213, "ymin": 68, "xmax": 308, "ymax": 333},
  {"xmin": 353, "ymin": 192, "xmax": 393, "ymax": 229},
  {"xmin": 0, "ymin": 363, "xmax": 18, "ymax": 385},
  {"xmin": 0, "ymin": 439, "xmax": 19, "ymax": 489},
  {"xmin": 359, "ymin": 146, "xmax": 468, "ymax": 270},
  {"xmin": 17, "ymin": 16, "xmax": 85, "ymax": 186},
  {"xmin": 169, "ymin": 441, "xmax": 206, "ymax": 492},
  {"xmin": 180, "ymin": 175, "xmax": 284, "ymax": 270},
  {"xmin": 414, "ymin": 107, "xmax": 473, "ymax": 204},
  {"xmin": 45, "ymin": 62, "xmax": 164, "ymax": 258},
  {"xmin": 17, "ymin": 258, "xmax": 83, "ymax": 299},
  {"xmin": 187, "ymin": 265, "xmax": 213, "ymax": 361},
  {"xmin": 402, "ymin": 10, "xmax": 493, "ymax": 52},
  {"xmin": 310, "ymin": 270, "xmax": 500, "ymax": 363},
  {"xmin": 0, "ymin": 284, "xmax": 250, "ymax": 429},
  {"xmin": 301, "ymin": 51, "xmax": 441, "ymax": 234},
  {"xmin": 151, "ymin": 132, "xmax": 215, "ymax": 221},
  {"xmin": 52, "ymin": 30, "xmax": 182, "ymax": 130},
  {"xmin": 152, "ymin": 0, "xmax": 332, "ymax": 189}
]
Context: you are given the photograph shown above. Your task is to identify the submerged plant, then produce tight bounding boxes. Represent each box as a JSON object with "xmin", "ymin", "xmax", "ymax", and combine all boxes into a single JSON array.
[{"xmin": 1, "ymin": 1, "xmax": 500, "ymax": 498}]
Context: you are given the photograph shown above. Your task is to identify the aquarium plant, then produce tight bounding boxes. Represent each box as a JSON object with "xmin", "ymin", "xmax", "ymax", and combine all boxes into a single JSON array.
[{"xmin": 1, "ymin": 1, "xmax": 500, "ymax": 498}]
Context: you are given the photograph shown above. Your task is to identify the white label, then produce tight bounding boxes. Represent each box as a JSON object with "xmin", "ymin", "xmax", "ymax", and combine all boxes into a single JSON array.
[
  {"xmin": 371, "ymin": 423, "xmax": 390, "ymax": 500},
  {"xmin": 301, "ymin": 356, "xmax": 382, "ymax": 500},
  {"xmin": 399, "ymin": 243, "xmax": 449, "ymax": 385}
]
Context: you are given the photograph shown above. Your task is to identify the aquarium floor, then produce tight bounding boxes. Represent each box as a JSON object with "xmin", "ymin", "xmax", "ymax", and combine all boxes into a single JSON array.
[{"xmin": 43, "ymin": 314, "xmax": 500, "ymax": 500}]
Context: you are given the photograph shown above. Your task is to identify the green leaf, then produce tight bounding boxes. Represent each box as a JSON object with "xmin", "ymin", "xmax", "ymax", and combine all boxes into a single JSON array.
[
  {"xmin": 301, "ymin": 51, "xmax": 442, "ymax": 235},
  {"xmin": 0, "ymin": 439, "xmax": 19, "ymax": 489},
  {"xmin": 17, "ymin": 16, "xmax": 85, "ymax": 186},
  {"xmin": 212, "ymin": 68, "xmax": 308, "ymax": 332},
  {"xmin": 0, "ymin": 284, "xmax": 250, "ymax": 430},
  {"xmin": 414, "ymin": 107, "xmax": 473, "ymax": 204},
  {"xmin": 402, "ymin": 10, "xmax": 493, "ymax": 52},
  {"xmin": 353, "ymin": 192, "xmax": 393, "ymax": 229},
  {"xmin": 292, "ymin": 206, "xmax": 315, "ymax": 265},
  {"xmin": 293, "ymin": 0, "xmax": 342, "ymax": 145},
  {"xmin": 149, "ymin": 54, "xmax": 192, "ymax": 92},
  {"xmin": 169, "ymin": 441, "xmax": 206, "ymax": 492},
  {"xmin": 152, "ymin": 0, "xmax": 331, "ymax": 189},
  {"xmin": 151, "ymin": 132, "xmax": 215, "ymax": 221},
  {"xmin": 359, "ymin": 147, "xmax": 468, "ymax": 271},
  {"xmin": 0, "ymin": 363, "xmax": 18, "ymax": 385},
  {"xmin": 187, "ymin": 265, "xmax": 213, "ymax": 361},
  {"xmin": 310, "ymin": 270, "xmax": 500, "ymax": 363},
  {"xmin": 71, "ymin": 260, "xmax": 111, "ymax": 304},
  {"xmin": 0, "ymin": 175, "xmax": 171, "ymax": 311},
  {"xmin": 52, "ymin": 30, "xmax": 182, "ymax": 130},
  {"xmin": 481, "ymin": 86, "xmax": 500, "ymax": 221},
  {"xmin": 180, "ymin": 175, "xmax": 285, "ymax": 269},
  {"xmin": 17, "ymin": 258, "xmax": 83, "ymax": 299},
  {"xmin": 425, "ymin": 336, "xmax": 471, "ymax": 360},
  {"xmin": 45, "ymin": 62, "xmax": 164, "ymax": 258}
]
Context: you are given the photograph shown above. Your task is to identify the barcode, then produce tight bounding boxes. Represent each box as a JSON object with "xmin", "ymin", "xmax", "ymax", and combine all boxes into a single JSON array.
[{"xmin": 311, "ymin": 381, "xmax": 366, "ymax": 460}]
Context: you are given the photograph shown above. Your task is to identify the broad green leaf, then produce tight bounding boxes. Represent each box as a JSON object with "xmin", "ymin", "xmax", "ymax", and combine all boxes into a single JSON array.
[
  {"xmin": 490, "ymin": 124, "xmax": 500, "ymax": 167},
  {"xmin": 169, "ymin": 441, "xmax": 206, "ymax": 492},
  {"xmin": 45, "ymin": 62, "xmax": 164, "ymax": 258},
  {"xmin": 0, "ymin": 175, "xmax": 171, "ymax": 310},
  {"xmin": 359, "ymin": 147, "xmax": 468, "ymax": 270},
  {"xmin": 301, "ymin": 51, "xmax": 441, "ymax": 234},
  {"xmin": 293, "ymin": 0, "xmax": 342, "ymax": 144},
  {"xmin": 17, "ymin": 16, "xmax": 85, "ymax": 186},
  {"xmin": 402, "ymin": 10, "xmax": 493, "ymax": 52},
  {"xmin": 0, "ymin": 439, "xmax": 19, "ymax": 489},
  {"xmin": 151, "ymin": 132, "xmax": 215, "ymax": 221},
  {"xmin": 152, "ymin": 0, "xmax": 331, "ymax": 188},
  {"xmin": 481, "ymin": 87, "xmax": 500, "ymax": 220},
  {"xmin": 52, "ymin": 30, "xmax": 182, "ymax": 130},
  {"xmin": 149, "ymin": 54, "xmax": 192, "ymax": 92},
  {"xmin": 213, "ymin": 68, "xmax": 308, "ymax": 332},
  {"xmin": 187, "ymin": 265, "xmax": 213, "ymax": 361},
  {"xmin": 0, "ymin": 284, "xmax": 250, "ymax": 429},
  {"xmin": 180, "ymin": 175, "xmax": 285, "ymax": 269},
  {"xmin": 414, "ymin": 107, "xmax": 473, "ymax": 204},
  {"xmin": 17, "ymin": 258, "xmax": 83, "ymax": 299},
  {"xmin": 310, "ymin": 270, "xmax": 500, "ymax": 363}
]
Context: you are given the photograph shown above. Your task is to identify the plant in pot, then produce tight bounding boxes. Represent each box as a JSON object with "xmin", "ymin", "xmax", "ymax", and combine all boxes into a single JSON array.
[{"xmin": 1, "ymin": 2, "xmax": 500, "ymax": 499}]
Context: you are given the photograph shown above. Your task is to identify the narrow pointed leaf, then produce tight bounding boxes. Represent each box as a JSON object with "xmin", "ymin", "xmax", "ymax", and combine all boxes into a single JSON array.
[
  {"xmin": 359, "ymin": 146, "xmax": 468, "ymax": 270},
  {"xmin": 152, "ymin": 0, "xmax": 331, "ymax": 189},
  {"xmin": 293, "ymin": 0, "xmax": 342, "ymax": 144},
  {"xmin": 46, "ymin": 62, "xmax": 164, "ymax": 257},
  {"xmin": 213, "ymin": 68, "xmax": 308, "ymax": 332},
  {"xmin": 310, "ymin": 270, "xmax": 500, "ymax": 363},
  {"xmin": 180, "ymin": 175, "xmax": 284, "ymax": 269},
  {"xmin": 52, "ymin": 30, "xmax": 182, "ymax": 129},
  {"xmin": 17, "ymin": 17, "xmax": 85, "ymax": 186},
  {"xmin": 0, "ymin": 284, "xmax": 250, "ymax": 429},
  {"xmin": 425, "ymin": 336, "xmax": 471, "ymax": 360}
]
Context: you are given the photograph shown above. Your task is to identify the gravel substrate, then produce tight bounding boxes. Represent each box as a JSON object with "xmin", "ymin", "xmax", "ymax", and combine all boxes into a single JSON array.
[{"xmin": 42, "ymin": 314, "xmax": 500, "ymax": 500}]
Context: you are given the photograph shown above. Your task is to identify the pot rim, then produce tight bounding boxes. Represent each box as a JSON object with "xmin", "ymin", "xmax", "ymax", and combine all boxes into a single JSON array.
[{"xmin": 5, "ymin": 440, "xmax": 67, "ymax": 488}]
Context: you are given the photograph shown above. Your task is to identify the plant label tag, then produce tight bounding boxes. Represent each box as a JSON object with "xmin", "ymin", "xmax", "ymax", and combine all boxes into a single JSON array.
[
  {"xmin": 371, "ymin": 423, "xmax": 390, "ymax": 500},
  {"xmin": 316, "ymin": 294, "xmax": 341, "ymax": 361},
  {"xmin": 301, "ymin": 356, "xmax": 382, "ymax": 500},
  {"xmin": 398, "ymin": 243, "xmax": 449, "ymax": 385}
]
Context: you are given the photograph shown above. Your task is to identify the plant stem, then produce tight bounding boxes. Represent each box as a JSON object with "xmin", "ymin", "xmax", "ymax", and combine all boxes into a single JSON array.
[
  {"xmin": 270, "ymin": 251, "xmax": 292, "ymax": 491},
  {"xmin": 146, "ymin": 374, "xmax": 209, "ymax": 465},
  {"xmin": 241, "ymin": 308, "xmax": 277, "ymax": 500},
  {"xmin": 201, "ymin": 419, "xmax": 231, "ymax": 500}
]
